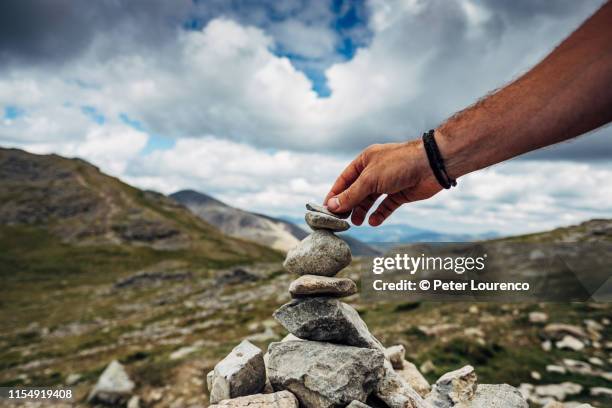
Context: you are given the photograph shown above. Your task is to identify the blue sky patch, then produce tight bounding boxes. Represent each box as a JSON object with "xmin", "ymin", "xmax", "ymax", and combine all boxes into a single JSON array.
[
  {"xmin": 4, "ymin": 105, "xmax": 25, "ymax": 120},
  {"xmin": 81, "ymin": 106, "xmax": 105, "ymax": 124}
]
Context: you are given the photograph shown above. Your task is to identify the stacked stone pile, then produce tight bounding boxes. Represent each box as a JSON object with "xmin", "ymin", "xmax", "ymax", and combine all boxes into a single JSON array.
[{"xmin": 206, "ymin": 203, "xmax": 530, "ymax": 408}]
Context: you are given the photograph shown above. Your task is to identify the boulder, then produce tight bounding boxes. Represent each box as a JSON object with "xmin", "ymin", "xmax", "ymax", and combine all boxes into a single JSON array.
[
  {"xmin": 283, "ymin": 230, "xmax": 351, "ymax": 277},
  {"xmin": 426, "ymin": 365, "xmax": 477, "ymax": 408},
  {"xmin": 466, "ymin": 384, "xmax": 528, "ymax": 408},
  {"xmin": 209, "ymin": 391, "xmax": 299, "ymax": 408},
  {"xmin": 87, "ymin": 360, "xmax": 135, "ymax": 405},
  {"xmin": 305, "ymin": 211, "xmax": 350, "ymax": 232},
  {"xmin": 267, "ymin": 340, "xmax": 385, "ymax": 408},
  {"xmin": 209, "ymin": 340, "xmax": 266, "ymax": 403},
  {"xmin": 289, "ymin": 275, "xmax": 357, "ymax": 298},
  {"xmin": 397, "ymin": 361, "xmax": 430, "ymax": 398},
  {"xmin": 376, "ymin": 360, "xmax": 429, "ymax": 408},
  {"xmin": 273, "ymin": 297, "xmax": 384, "ymax": 350},
  {"xmin": 528, "ymin": 312, "xmax": 548, "ymax": 323}
]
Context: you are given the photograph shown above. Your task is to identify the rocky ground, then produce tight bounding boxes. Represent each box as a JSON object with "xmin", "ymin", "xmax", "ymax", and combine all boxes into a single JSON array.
[{"xmin": 1, "ymin": 254, "xmax": 610, "ymax": 407}]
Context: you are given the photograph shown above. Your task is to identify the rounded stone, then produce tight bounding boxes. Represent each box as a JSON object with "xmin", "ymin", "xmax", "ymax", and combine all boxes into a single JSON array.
[
  {"xmin": 305, "ymin": 211, "xmax": 350, "ymax": 232},
  {"xmin": 289, "ymin": 275, "xmax": 357, "ymax": 298},
  {"xmin": 283, "ymin": 230, "xmax": 352, "ymax": 276}
]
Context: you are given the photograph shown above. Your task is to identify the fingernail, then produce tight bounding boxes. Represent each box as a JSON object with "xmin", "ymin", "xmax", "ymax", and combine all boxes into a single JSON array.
[{"xmin": 327, "ymin": 197, "xmax": 340, "ymax": 210}]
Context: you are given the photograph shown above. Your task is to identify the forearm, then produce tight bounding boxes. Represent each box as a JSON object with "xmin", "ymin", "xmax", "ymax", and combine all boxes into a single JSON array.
[{"xmin": 436, "ymin": 1, "xmax": 612, "ymax": 179}]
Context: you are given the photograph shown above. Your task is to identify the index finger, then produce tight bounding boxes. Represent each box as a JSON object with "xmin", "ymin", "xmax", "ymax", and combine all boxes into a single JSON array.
[{"xmin": 324, "ymin": 156, "xmax": 363, "ymax": 205}]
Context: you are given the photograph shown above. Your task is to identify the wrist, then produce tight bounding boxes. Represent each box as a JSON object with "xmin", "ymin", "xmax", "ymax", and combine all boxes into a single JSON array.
[{"xmin": 434, "ymin": 126, "xmax": 474, "ymax": 180}]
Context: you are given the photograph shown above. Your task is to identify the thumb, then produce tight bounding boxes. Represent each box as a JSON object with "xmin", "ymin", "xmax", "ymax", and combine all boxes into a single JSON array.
[{"xmin": 327, "ymin": 174, "xmax": 373, "ymax": 213}]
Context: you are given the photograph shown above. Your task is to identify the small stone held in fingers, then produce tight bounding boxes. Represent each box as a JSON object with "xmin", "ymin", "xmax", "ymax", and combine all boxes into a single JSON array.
[{"xmin": 306, "ymin": 202, "xmax": 351, "ymax": 219}]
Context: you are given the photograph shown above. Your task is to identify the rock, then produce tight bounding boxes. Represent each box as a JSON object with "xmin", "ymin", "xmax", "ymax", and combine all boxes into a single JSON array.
[
  {"xmin": 385, "ymin": 345, "xmax": 405, "ymax": 369},
  {"xmin": 396, "ymin": 361, "xmax": 430, "ymax": 398},
  {"xmin": 542, "ymin": 402, "xmax": 564, "ymax": 408},
  {"xmin": 588, "ymin": 356, "xmax": 604, "ymax": 366},
  {"xmin": 420, "ymin": 360, "xmax": 436, "ymax": 374},
  {"xmin": 534, "ymin": 382, "xmax": 583, "ymax": 401},
  {"xmin": 529, "ymin": 312, "xmax": 548, "ymax": 323},
  {"xmin": 87, "ymin": 360, "xmax": 135, "ymax": 405},
  {"xmin": 209, "ymin": 391, "xmax": 299, "ymax": 408},
  {"xmin": 305, "ymin": 202, "xmax": 350, "ymax": 219},
  {"xmin": 267, "ymin": 340, "xmax": 385, "ymax": 408},
  {"xmin": 426, "ymin": 365, "xmax": 477, "ymax": 408},
  {"xmin": 531, "ymin": 371, "xmax": 541, "ymax": 381},
  {"xmin": 544, "ymin": 324, "xmax": 588, "ymax": 340},
  {"xmin": 289, "ymin": 275, "xmax": 357, "ymax": 298},
  {"xmin": 376, "ymin": 360, "xmax": 428, "ymax": 408},
  {"xmin": 65, "ymin": 373, "xmax": 81, "ymax": 385},
  {"xmin": 170, "ymin": 345, "xmax": 199, "ymax": 360},
  {"xmin": 209, "ymin": 340, "xmax": 266, "ymax": 403},
  {"xmin": 273, "ymin": 297, "xmax": 384, "ymax": 350},
  {"xmin": 555, "ymin": 335, "xmax": 584, "ymax": 351},
  {"xmin": 346, "ymin": 401, "xmax": 372, "ymax": 408},
  {"xmin": 305, "ymin": 211, "xmax": 350, "ymax": 232},
  {"xmin": 281, "ymin": 333, "xmax": 302, "ymax": 342},
  {"xmin": 467, "ymin": 384, "xmax": 528, "ymax": 407},
  {"xmin": 127, "ymin": 395, "xmax": 140, "ymax": 408},
  {"xmin": 546, "ymin": 365, "xmax": 567, "ymax": 374},
  {"xmin": 283, "ymin": 230, "xmax": 351, "ymax": 276},
  {"xmin": 542, "ymin": 340, "xmax": 552, "ymax": 351},
  {"xmin": 590, "ymin": 386, "xmax": 612, "ymax": 397}
]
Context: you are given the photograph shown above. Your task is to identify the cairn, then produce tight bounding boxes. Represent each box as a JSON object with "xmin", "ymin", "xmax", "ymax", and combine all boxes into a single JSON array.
[{"xmin": 206, "ymin": 203, "xmax": 529, "ymax": 408}]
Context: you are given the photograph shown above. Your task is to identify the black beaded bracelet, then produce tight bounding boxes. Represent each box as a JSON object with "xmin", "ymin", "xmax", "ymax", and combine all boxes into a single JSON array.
[{"xmin": 422, "ymin": 129, "xmax": 457, "ymax": 189}]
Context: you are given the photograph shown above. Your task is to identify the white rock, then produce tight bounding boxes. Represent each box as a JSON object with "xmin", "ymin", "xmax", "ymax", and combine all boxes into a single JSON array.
[
  {"xmin": 588, "ymin": 356, "xmax": 603, "ymax": 366},
  {"xmin": 531, "ymin": 371, "xmax": 541, "ymax": 380},
  {"xmin": 420, "ymin": 360, "xmax": 436, "ymax": 374},
  {"xmin": 535, "ymin": 382, "xmax": 582, "ymax": 401},
  {"xmin": 209, "ymin": 340, "xmax": 266, "ymax": 403},
  {"xmin": 88, "ymin": 360, "xmax": 135, "ymax": 405},
  {"xmin": 170, "ymin": 345, "xmax": 199, "ymax": 360},
  {"xmin": 127, "ymin": 395, "xmax": 140, "ymax": 408},
  {"xmin": 546, "ymin": 365, "xmax": 567, "ymax": 374},
  {"xmin": 590, "ymin": 386, "xmax": 612, "ymax": 397},
  {"xmin": 529, "ymin": 312, "xmax": 548, "ymax": 323},
  {"xmin": 556, "ymin": 335, "xmax": 584, "ymax": 351},
  {"xmin": 542, "ymin": 340, "xmax": 552, "ymax": 351}
]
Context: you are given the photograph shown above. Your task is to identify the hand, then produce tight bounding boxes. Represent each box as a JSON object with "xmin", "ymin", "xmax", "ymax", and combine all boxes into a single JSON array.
[{"xmin": 324, "ymin": 139, "xmax": 443, "ymax": 226}]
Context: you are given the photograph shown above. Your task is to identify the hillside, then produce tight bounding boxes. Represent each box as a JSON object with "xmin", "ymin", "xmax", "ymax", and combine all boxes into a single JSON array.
[
  {"xmin": 171, "ymin": 189, "xmax": 379, "ymax": 255},
  {"xmin": 0, "ymin": 149, "xmax": 609, "ymax": 407}
]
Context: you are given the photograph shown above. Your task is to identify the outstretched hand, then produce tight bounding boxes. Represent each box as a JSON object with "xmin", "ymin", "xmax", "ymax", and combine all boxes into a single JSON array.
[{"xmin": 324, "ymin": 140, "xmax": 442, "ymax": 226}]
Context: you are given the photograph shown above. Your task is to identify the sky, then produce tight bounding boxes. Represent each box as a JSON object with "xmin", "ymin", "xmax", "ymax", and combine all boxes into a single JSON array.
[{"xmin": 0, "ymin": 0, "xmax": 610, "ymax": 236}]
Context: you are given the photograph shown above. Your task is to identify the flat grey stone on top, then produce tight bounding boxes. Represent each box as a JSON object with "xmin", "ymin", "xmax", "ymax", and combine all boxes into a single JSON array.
[
  {"xmin": 289, "ymin": 275, "xmax": 357, "ymax": 298},
  {"xmin": 273, "ymin": 297, "xmax": 384, "ymax": 350},
  {"xmin": 283, "ymin": 229, "xmax": 351, "ymax": 277},
  {"xmin": 87, "ymin": 360, "xmax": 135, "ymax": 405},
  {"xmin": 209, "ymin": 340, "xmax": 265, "ymax": 403},
  {"xmin": 305, "ymin": 210, "xmax": 350, "ymax": 231},
  {"xmin": 306, "ymin": 202, "xmax": 350, "ymax": 219},
  {"xmin": 267, "ymin": 340, "xmax": 385, "ymax": 408}
]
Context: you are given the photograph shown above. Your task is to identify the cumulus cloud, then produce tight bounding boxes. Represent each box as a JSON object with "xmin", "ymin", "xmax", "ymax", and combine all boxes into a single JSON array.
[{"xmin": 0, "ymin": 0, "xmax": 610, "ymax": 235}]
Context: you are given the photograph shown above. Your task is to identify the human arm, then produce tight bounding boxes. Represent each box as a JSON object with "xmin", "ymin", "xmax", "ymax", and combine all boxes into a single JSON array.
[{"xmin": 325, "ymin": 1, "xmax": 612, "ymax": 226}]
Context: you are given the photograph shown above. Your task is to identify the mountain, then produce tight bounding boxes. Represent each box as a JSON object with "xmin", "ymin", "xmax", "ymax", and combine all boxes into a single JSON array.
[
  {"xmin": 0, "ymin": 147, "xmax": 279, "ymax": 267},
  {"xmin": 170, "ymin": 189, "xmax": 379, "ymax": 255},
  {"xmin": 343, "ymin": 223, "xmax": 499, "ymax": 244}
]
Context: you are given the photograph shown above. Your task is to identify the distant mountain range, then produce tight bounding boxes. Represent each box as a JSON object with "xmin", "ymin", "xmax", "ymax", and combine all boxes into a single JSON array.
[
  {"xmin": 171, "ymin": 190, "xmax": 379, "ymax": 256},
  {"xmin": 279, "ymin": 215, "xmax": 498, "ymax": 245}
]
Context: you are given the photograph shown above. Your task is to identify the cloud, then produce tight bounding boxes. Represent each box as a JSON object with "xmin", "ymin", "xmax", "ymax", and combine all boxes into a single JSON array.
[{"xmin": 0, "ymin": 0, "xmax": 610, "ymax": 235}]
